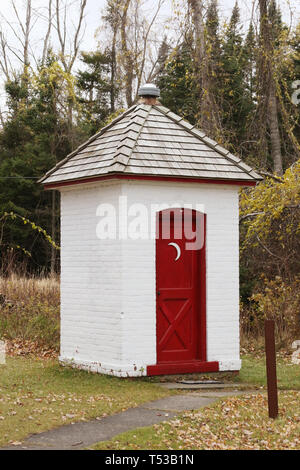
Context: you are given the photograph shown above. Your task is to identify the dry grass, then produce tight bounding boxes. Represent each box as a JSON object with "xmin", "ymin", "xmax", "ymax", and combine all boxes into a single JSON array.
[
  {"xmin": 0, "ymin": 275, "xmax": 59, "ymax": 304},
  {"xmin": 0, "ymin": 275, "xmax": 60, "ymax": 352}
]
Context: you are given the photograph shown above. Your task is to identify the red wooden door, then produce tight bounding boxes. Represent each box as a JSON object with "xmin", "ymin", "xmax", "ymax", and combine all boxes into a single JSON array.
[{"xmin": 156, "ymin": 209, "xmax": 206, "ymax": 364}]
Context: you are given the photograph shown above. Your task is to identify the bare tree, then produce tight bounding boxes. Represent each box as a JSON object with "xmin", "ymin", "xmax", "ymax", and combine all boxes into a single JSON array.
[
  {"xmin": 109, "ymin": 4, "xmax": 118, "ymax": 113},
  {"xmin": 55, "ymin": 0, "xmax": 87, "ymax": 148},
  {"xmin": 101, "ymin": 0, "xmax": 167, "ymax": 108},
  {"xmin": 41, "ymin": 0, "xmax": 54, "ymax": 66},
  {"xmin": 55, "ymin": 0, "xmax": 87, "ymax": 74},
  {"xmin": 258, "ymin": 0, "xmax": 283, "ymax": 175},
  {"xmin": 0, "ymin": 31, "xmax": 13, "ymax": 81},
  {"xmin": 134, "ymin": 0, "xmax": 166, "ymax": 99},
  {"xmin": 147, "ymin": 36, "xmax": 170, "ymax": 83},
  {"xmin": 0, "ymin": 0, "xmax": 33, "ymax": 78},
  {"xmin": 120, "ymin": 0, "xmax": 134, "ymax": 107},
  {"xmin": 11, "ymin": 0, "xmax": 32, "ymax": 74}
]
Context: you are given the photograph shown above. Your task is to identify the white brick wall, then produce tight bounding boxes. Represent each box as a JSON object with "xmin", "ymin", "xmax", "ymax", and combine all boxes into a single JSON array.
[
  {"xmin": 59, "ymin": 179, "xmax": 241, "ymax": 376},
  {"xmin": 60, "ymin": 181, "xmax": 124, "ymax": 373}
]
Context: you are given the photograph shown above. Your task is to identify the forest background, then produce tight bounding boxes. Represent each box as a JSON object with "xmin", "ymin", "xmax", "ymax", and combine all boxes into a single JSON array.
[{"xmin": 0, "ymin": 0, "xmax": 299, "ymax": 347}]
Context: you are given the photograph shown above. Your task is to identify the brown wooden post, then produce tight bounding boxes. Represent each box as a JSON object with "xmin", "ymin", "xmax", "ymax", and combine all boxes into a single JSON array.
[{"xmin": 265, "ymin": 319, "xmax": 278, "ymax": 419}]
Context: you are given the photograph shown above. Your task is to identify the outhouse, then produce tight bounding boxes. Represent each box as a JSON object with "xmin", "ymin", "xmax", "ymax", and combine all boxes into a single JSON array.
[{"xmin": 40, "ymin": 84, "xmax": 262, "ymax": 377}]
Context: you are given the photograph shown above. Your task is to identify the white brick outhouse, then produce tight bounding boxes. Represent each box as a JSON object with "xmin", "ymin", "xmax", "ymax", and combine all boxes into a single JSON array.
[{"xmin": 40, "ymin": 84, "xmax": 262, "ymax": 377}]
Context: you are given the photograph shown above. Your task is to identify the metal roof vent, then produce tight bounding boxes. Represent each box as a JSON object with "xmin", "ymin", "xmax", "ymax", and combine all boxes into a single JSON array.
[{"xmin": 138, "ymin": 83, "xmax": 160, "ymax": 98}]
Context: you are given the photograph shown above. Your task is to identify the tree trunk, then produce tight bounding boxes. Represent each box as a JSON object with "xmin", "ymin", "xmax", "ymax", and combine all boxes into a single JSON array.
[
  {"xmin": 268, "ymin": 80, "xmax": 283, "ymax": 175},
  {"xmin": 188, "ymin": 0, "xmax": 220, "ymax": 137},
  {"xmin": 110, "ymin": 25, "xmax": 117, "ymax": 113},
  {"xmin": 121, "ymin": 0, "xmax": 134, "ymax": 107},
  {"xmin": 67, "ymin": 102, "xmax": 74, "ymax": 150},
  {"xmin": 258, "ymin": 0, "xmax": 283, "ymax": 175},
  {"xmin": 56, "ymin": 0, "xmax": 87, "ymax": 146},
  {"xmin": 42, "ymin": 0, "xmax": 53, "ymax": 66},
  {"xmin": 50, "ymin": 191, "xmax": 56, "ymax": 274},
  {"xmin": 23, "ymin": 0, "xmax": 32, "ymax": 73}
]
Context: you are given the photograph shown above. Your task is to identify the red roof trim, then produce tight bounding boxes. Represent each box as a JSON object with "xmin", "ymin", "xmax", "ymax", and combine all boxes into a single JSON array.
[{"xmin": 43, "ymin": 174, "xmax": 257, "ymax": 190}]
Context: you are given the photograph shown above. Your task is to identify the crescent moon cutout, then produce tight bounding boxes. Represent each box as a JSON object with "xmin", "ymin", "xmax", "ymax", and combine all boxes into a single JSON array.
[{"xmin": 168, "ymin": 242, "xmax": 181, "ymax": 261}]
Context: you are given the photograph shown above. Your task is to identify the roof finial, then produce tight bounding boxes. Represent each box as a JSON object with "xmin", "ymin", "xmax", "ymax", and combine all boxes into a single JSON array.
[{"xmin": 138, "ymin": 83, "xmax": 160, "ymax": 105}]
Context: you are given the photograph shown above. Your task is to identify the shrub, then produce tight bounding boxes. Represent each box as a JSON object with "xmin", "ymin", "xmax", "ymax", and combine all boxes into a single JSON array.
[
  {"xmin": 241, "ymin": 276, "xmax": 300, "ymax": 347},
  {"xmin": 240, "ymin": 162, "xmax": 300, "ymax": 296}
]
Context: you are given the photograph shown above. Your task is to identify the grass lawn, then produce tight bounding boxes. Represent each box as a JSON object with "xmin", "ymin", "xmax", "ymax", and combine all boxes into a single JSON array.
[
  {"xmin": 1, "ymin": 354, "xmax": 299, "ymax": 449},
  {"xmin": 144, "ymin": 354, "xmax": 300, "ymax": 390},
  {"xmin": 91, "ymin": 354, "xmax": 300, "ymax": 450},
  {"xmin": 92, "ymin": 391, "xmax": 300, "ymax": 450},
  {"xmin": 237, "ymin": 355, "xmax": 300, "ymax": 390},
  {"xmin": 0, "ymin": 357, "xmax": 173, "ymax": 447}
]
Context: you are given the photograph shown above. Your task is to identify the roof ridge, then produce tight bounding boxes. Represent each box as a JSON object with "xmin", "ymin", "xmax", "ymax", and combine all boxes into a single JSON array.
[
  {"xmin": 38, "ymin": 104, "xmax": 139, "ymax": 183},
  {"xmin": 107, "ymin": 104, "xmax": 152, "ymax": 174},
  {"xmin": 153, "ymin": 105, "xmax": 263, "ymax": 181}
]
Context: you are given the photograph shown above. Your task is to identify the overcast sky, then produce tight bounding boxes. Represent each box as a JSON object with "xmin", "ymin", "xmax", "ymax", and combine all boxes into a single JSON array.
[
  {"xmin": 0, "ymin": 0, "xmax": 298, "ymax": 57},
  {"xmin": 0, "ymin": 0, "xmax": 298, "ymax": 107},
  {"xmin": 61, "ymin": 0, "xmax": 300, "ymax": 53}
]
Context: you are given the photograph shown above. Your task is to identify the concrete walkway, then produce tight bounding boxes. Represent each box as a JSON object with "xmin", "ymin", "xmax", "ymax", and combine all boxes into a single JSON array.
[{"xmin": 2, "ymin": 389, "xmax": 250, "ymax": 451}]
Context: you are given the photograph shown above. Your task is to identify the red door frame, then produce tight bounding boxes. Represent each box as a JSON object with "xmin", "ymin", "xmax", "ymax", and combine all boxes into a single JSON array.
[{"xmin": 147, "ymin": 208, "xmax": 219, "ymax": 376}]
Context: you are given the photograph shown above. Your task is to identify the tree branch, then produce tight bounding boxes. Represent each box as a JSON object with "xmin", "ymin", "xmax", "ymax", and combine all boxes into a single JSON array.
[
  {"xmin": 259, "ymin": 171, "xmax": 284, "ymax": 182},
  {"xmin": 135, "ymin": 0, "xmax": 165, "ymax": 98},
  {"xmin": 56, "ymin": 0, "xmax": 87, "ymax": 73},
  {"xmin": 42, "ymin": 0, "xmax": 53, "ymax": 66},
  {"xmin": 239, "ymin": 212, "xmax": 264, "ymax": 222}
]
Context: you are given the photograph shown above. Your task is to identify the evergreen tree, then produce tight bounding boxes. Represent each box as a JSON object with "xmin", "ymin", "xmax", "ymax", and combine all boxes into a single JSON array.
[
  {"xmin": 157, "ymin": 43, "xmax": 197, "ymax": 124},
  {"xmin": 154, "ymin": 37, "xmax": 171, "ymax": 79},
  {"xmin": 0, "ymin": 55, "xmax": 76, "ymax": 272},
  {"xmin": 289, "ymin": 23, "xmax": 300, "ymax": 145},
  {"xmin": 206, "ymin": 0, "xmax": 222, "ymax": 78},
  {"xmin": 243, "ymin": 22, "xmax": 257, "ymax": 101},
  {"xmin": 268, "ymin": 0, "xmax": 284, "ymax": 43},
  {"xmin": 238, "ymin": 22, "xmax": 260, "ymax": 165},
  {"xmin": 77, "ymin": 51, "xmax": 116, "ymax": 135},
  {"xmin": 219, "ymin": 2, "xmax": 252, "ymax": 151},
  {"xmin": 204, "ymin": 0, "xmax": 223, "ymax": 138}
]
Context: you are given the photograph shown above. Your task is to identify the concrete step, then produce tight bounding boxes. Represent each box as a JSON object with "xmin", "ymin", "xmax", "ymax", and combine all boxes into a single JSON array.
[{"xmin": 157, "ymin": 382, "xmax": 253, "ymax": 390}]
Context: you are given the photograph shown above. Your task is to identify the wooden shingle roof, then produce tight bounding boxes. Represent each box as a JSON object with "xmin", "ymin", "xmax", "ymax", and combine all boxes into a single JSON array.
[{"xmin": 40, "ymin": 103, "xmax": 262, "ymax": 186}]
